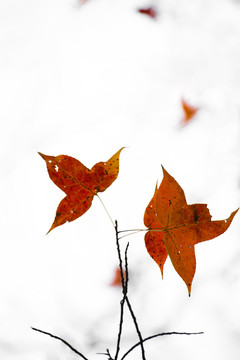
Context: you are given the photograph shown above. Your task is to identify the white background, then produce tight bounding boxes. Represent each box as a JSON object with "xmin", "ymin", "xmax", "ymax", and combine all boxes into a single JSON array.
[{"xmin": 0, "ymin": 0, "xmax": 240, "ymax": 359}]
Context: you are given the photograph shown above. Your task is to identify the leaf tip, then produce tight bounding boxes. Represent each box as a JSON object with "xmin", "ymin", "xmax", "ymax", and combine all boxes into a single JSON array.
[
  {"xmin": 161, "ymin": 165, "xmax": 168, "ymax": 177},
  {"xmin": 47, "ymin": 222, "xmax": 58, "ymax": 234},
  {"xmin": 38, "ymin": 152, "xmax": 48, "ymax": 161},
  {"xmin": 227, "ymin": 208, "xmax": 239, "ymax": 224},
  {"xmin": 46, "ymin": 221, "xmax": 57, "ymax": 234},
  {"xmin": 118, "ymin": 146, "xmax": 125, "ymax": 155}
]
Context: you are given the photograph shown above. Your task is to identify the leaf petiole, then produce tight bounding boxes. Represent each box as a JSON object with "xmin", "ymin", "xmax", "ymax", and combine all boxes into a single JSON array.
[{"xmin": 96, "ymin": 194, "xmax": 115, "ymax": 228}]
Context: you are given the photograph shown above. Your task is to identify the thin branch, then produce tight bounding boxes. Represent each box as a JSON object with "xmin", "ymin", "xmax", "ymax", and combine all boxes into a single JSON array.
[
  {"xmin": 115, "ymin": 221, "xmax": 126, "ymax": 292},
  {"xmin": 114, "ymin": 221, "xmax": 146, "ymax": 360},
  {"xmin": 124, "ymin": 243, "xmax": 129, "ymax": 294},
  {"xmin": 114, "ymin": 220, "xmax": 127, "ymax": 360},
  {"xmin": 114, "ymin": 296, "xmax": 127, "ymax": 360},
  {"xmin": 121, "ymin": 331, "xmax": 204, "ymax": 360},
  {"xmin": 125, "ymin": 296, "xmax": 146, "ymax": 360},
  {"xmin": 31, "ymin": 327, "xmax": 89, "ymax": 360},
  {"xmin": 97, "ymin": 348, "xmax": 114, "ymax": 359}
]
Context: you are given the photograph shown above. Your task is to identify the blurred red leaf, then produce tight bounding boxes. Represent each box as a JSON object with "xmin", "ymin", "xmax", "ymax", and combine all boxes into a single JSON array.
[
  {"xmin": 138, "ymin": 7, "xmax": 157, "ymax": 19},
  {"xmin": 110, "ymin": 267, "xmax": 125, "ymax": 287}
]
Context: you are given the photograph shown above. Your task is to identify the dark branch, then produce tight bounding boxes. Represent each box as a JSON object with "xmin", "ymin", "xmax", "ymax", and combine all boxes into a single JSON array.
[
  {"xmin": 97, "ymin": 348, "xmax": 114, "ymax": 359},
  {"xmin": 115, "ymin": 220, "xmax": 126, "ymax": 293},
  {"xmin": 121, "ymin": 331, "xmax": 204, "ymax": 360},
  {"xmin": 114, "ymin": 220, "xmax": 127, "ymax": 360},
  {"xmin": 124, "ymin": 242, "xmax": 129, "ymax": 294},
  {"xmin": 31, "ymin": 327, "xmax": 89, "ymax": 360},
  {"xmin": 114, "ymin": 221, "xmax": 146, "ymax": 360},
  {"xmin": 125, "ymin": 296, "xmax": 146, "ymax": 359},
  {"xmin": 114, "ymin": 296, "xmax": 126, "ymax": 360}
]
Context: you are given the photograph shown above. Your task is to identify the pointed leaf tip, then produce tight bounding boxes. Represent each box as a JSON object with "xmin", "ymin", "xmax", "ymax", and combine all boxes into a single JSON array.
[
  {"xmin": 46, "ymin": 227, "xmax": 52, "ymax": 235},
  {"xmin": 161, "ymin": 165, "xmax": 168, "ymax": 176},
  {"xmin": 38, "ymin": 152, "xmax": 49, "ymax": 162},
  {"xmin": 38, "ymin": 151, "xmax": 44, "ymax": 158}
]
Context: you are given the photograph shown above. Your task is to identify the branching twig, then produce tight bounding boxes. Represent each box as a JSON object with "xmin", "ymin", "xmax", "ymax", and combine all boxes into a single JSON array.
[
  {"xmin": 120, "ymin": 331, "xmax": 204, "ymax": 360},
  {"xmin": 97, "ymin": 348, "xmax": 114, "ymax": 360},
  {"xmin": 114, "ymin": 221, "xmax": 146, "ymax": 360},
  {"xmin": 32, "ymin": 221, "xmax": 204, "ymax": 360},
  {"xmin": 114, "ymin": 220, "xmax": 127, "ymax": 360},
  {"xmin": 31, "ymin": 327, "xmax": 89, "ymax": 360}
]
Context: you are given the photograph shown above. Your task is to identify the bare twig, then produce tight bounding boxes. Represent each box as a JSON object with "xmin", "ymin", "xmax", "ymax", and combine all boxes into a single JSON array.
[
  {"xmin": 125, "ymin": 296, "xmax": 146, "ymax": 360},
  {"xmin": 114, "ymin": 220, "xmax": 127, "ymax": 360},
  {"xmin": 114, "ymin": 221, "xmax": 146, "ymax": 360},
  {"xmin": 121, "ymin": 331, "xmax": 204, "ymax": 360},
  {"xmin": 31, "ymin": 327, "xmax": 89, "ymax": 360},
  {"xmin": 115, "ymin": 221, "xmax": 126, "ymax": 292},
  {"xmin": 124, "ymin": 243, "xmax": 129, "ymax": 294},
  {"xmin": 32, "ymin": 221, "xmax": 204, "ymax": 360},
  {"xmin": 97, "ymin": 348, "xmax": 114, "ymax": 359}
]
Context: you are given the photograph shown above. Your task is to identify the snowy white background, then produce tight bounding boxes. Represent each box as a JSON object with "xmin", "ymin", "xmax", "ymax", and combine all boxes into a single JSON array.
[{"xmin": 0, "ymin": 0, "xmax": 240, "ymax": 359}]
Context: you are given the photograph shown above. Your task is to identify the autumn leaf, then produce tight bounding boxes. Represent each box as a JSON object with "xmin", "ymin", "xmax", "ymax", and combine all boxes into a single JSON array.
[
  {"xmin": 110, "ymin": 267, "xmax": 125, "ymax": 287},
  {"xmin": 181, "ymin": 98, "xmax": 199, "ymax": 125},
  {"xmin": 144, "ymin": 166, "xmax": 238, "ymax": 295},
  {"xmin": 138, "ymin": 7, "xmax": 157, "ymax": 19},
  {"xmin": 39, "ymin": 148, "xmax": 123, "ymax": 233}
]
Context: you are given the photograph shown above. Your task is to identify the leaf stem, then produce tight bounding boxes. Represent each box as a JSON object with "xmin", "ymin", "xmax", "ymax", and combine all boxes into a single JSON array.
[
  {"xmin": 118, "ymin": 229, "xmax": 147, "ymax": 234},
  {"xmin": 118, "ymin": 230, "xmax": 146, "ymax": 240},
  {"xmin": 97, "ymin": 194, "xmax": 115, "ymax": 228}
]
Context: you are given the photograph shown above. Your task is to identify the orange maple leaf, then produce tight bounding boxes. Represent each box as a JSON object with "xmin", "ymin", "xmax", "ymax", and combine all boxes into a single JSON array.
[
  {"xmin": 144, "ymin": 166, "xmax": 238, "ymax": 295},
  {"xmin": 181, "ymin": 98, "xmax": 199, "ymax": 125},
  {"xmin": 39, "ymin": 148, "xmax": 123, "ymax": 233}
]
